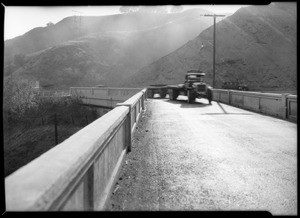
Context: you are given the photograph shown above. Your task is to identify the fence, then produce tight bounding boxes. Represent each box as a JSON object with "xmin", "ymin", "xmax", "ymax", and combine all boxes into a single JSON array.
[
  {"xmin": 3, "ymin": 102, "xmax": 101, "ymax": 177},
  {"xmin": 212, "ymin": 89, "xmax": 297, "ymax": 122},
  {"xmin": 5, "ymin": 88, "xmax": 147, "ymax": 211},
  {"xmin": 25, "ymin": 112, "xmax": 99, "ymax": 145}
]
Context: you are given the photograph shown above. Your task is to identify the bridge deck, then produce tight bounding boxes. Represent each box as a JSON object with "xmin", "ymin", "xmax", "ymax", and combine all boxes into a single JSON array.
[{"xmin": 108, "ymin": 97, "xmax": 297, "ymax": 214}]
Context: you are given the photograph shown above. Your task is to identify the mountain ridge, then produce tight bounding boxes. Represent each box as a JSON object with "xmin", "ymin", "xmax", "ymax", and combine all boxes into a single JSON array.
[
  {"xmin": 5, "ymin": 8, "xmax": 215, "ymax": 89},
  {"xmin": 122, "ymin": 3, "xmax": 296, "ymax": 91}
]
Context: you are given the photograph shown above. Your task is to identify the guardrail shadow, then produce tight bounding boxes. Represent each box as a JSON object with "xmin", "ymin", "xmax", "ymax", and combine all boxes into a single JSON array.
[
  {"xmin": 217, "ymin": 102, "xmax": 228, "ymax": 114},
  {"xmin": 163, "ymin": 98, "xmax": 253, "ymax": 115},
  {"xmin": 202, "ymin": 102, "xmax": 253, "ymax": 115}
]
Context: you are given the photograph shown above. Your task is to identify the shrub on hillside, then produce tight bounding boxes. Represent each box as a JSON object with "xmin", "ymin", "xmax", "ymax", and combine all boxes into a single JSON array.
[
  {"xmin": 3, "ymin": 76, "xmax": 39, "ymax": 123},
  {"xmin": 3, "ymin": 76, "xmax": 98, "ymax": 127}
]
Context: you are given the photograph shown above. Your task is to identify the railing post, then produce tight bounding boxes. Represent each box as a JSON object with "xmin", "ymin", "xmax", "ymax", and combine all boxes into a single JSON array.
[
  {"xmin": 242, "ymin": 93, "xmax": 245, "ymax": 107},
  {"xmin": 141, "ymin": 89, "xmax": 146, "ymax": 110},
  {"xmin": 281, "ymin": 93, "xmax": 289, "ymax": 119},
  {"xmin": 116, "ymin": 103, "xmax": 132, "ymax": 152},
  {"xmin": 84, "ymin": 165, "xmax": 94, "ymax": 211},
  {"xmin": 228, "ymin": 90, "xmax": 231, "ymax": 104},
  {"xmin": 144, "ymin": 89, "xmax": 148, "ymax": 101}
]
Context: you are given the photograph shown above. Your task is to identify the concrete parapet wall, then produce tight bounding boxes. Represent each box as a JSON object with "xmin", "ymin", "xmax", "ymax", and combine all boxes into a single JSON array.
[
  {"xmin": 116, "ymin": 89, "xmax": 147, "ymax": 152},
  {"xmin": 5, "ymin": 89, "xmax": 147, "ymax": 211},
  {"xmin": 70, "ymin": 87, "xmax": 142, "ymax": 108},
  {"xmin": 287, "ymin": 95, "xmax": 297, "ymax": 121},
  {"xmin": 212, "ymin": 89, "xmax": 297, "ymax": 121}
]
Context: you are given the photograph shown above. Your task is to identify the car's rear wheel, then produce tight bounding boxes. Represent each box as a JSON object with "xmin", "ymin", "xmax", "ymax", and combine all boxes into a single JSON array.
[
  {"xmin": 207, "ymin": 89, "xmax": 212, "ymax": 104},
  {"xmin": 160, "ymin": 90, "xmax": 167, "ymax": 98},
  {"xmin": 169, "ymin": 89, "xmax": 179, "ymax": 100}
]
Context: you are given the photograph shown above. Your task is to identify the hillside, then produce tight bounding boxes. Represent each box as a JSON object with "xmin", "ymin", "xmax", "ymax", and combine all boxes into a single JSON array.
[
  {"xmin": 122, "ymin": 3, "xmax": 296, "ymax": 91},
  {"xmin": 5, "ymin": 8, "xmax": 216, "ymax": 88}
]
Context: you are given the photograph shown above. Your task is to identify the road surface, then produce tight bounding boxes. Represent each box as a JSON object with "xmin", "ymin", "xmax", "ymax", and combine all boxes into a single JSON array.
[{"xmin": 108, "ymin": 96, "xmax": 297, "ymax": 215}]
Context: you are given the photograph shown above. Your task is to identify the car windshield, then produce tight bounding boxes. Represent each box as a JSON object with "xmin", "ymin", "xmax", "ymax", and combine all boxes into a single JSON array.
[{"xmin": 188, "ymin": 75, "xmax": 203, "ymax": 82}]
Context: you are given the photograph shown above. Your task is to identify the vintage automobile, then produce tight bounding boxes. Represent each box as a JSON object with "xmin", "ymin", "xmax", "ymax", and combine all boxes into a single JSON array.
[{"xmin": 167, "ymin": 70, "xmax": 213, "ymax": 104}]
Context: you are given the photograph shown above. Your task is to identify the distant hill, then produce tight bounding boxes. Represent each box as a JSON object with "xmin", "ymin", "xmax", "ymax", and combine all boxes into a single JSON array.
[
  {"xmin": 122, "ymin": 3, "xmax": 296, "ymax": 91},
  {"xmin": 5, "ymin": 8, "xmax": 216, "ymax": 88}
]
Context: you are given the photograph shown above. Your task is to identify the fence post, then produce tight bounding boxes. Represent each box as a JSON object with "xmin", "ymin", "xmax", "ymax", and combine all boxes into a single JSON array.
[
  {"xmin": 85, "ymin": 115, "xmax": 88, "ymax": 125},
  {"xmin": 54, "ymin": 114, "xmax": 58, "ymax": 145},
  {"xmin": 71, "ymin": 115, "xmax": 74, "ymax": 124}
]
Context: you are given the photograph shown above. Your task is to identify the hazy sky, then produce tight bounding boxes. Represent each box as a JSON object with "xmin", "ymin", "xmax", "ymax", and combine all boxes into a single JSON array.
[{"xmin": 4, "ymin": 5, "xmax": 250, "ymax": 40}]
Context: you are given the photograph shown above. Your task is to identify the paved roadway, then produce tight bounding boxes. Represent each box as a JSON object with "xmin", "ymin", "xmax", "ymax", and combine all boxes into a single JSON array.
[{"xmin": 108, "ymin": 96, "xmax": 297, "ymax": 215}]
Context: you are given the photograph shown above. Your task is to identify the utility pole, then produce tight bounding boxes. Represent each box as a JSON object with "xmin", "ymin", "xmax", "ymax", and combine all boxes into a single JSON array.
[
  {"xmin": 72, "ymin": 10, "xmax": 83, "ymax": 36},
  {"xmin": 204, "ymin": 14, "xmax": 225, "ymax": 88}
]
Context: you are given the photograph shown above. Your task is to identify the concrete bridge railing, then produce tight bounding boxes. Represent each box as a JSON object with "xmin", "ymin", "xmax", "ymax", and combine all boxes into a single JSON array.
[
  {"xmin": 212, "ymin": 89, "xmax": 297, "ymax": 122},
  {"xmin": 37, "ymin": 90, "xmax": 71, "ymax": 97},
  {"xmin": 5, "ymin": 88, "xmax": 147, "ymax": 211},
  {"xmin": 70, "ymin": 87, "xmax": 142, "ymax": 108}
]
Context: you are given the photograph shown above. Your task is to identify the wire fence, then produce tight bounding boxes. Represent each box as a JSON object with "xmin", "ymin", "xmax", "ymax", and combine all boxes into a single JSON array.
[
  {"xmin": 21, "ymin": 110, "xmax": 99, "ymax": 145},
  {"xmin": 3, "ymin": 102, "xmax": 112, "ymax": 177},
  {"xmin": 4, "ymin": 93, "xmax": 114, "ymax": 147},
  {"xmin": 4, "ymin": 106, "xmax": 106, "ymax": 147}
]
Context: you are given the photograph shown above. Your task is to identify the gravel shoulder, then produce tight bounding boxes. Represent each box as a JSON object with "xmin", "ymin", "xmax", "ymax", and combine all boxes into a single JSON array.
[{"xmin": 107, "ymin": 100, "xmax": 160, "ymax": 210}]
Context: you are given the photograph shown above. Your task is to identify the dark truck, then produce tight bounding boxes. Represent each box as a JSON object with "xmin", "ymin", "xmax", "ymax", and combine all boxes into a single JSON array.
[{"xmin": 167, "ymin": 70, "xmax": 213, "ymax": 104}]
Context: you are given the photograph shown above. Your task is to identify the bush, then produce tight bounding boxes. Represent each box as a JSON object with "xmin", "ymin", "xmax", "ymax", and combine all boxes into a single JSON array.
[
  {"xmin": 3, "ymin": 77, "xmax": 39, "ymax": 123},
  {"xmin": 13, "ymin": 53, "xmax": 26, "ymax": 68},
  {"xmin": 3, "ymin": 77, "xmax": 98, "ymax": 127},
  {"xmin": 3, "ymin": 79, "xmax": 100, "ymax": 177}
]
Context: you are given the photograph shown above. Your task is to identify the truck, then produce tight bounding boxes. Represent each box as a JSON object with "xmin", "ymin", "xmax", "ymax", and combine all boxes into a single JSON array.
[
  {"xmin": 147, "ymin": 84, "xmax": 168, "ymax": 98},
  {"xmin": 167, "ymin": 70, "xmax": 213, "ymax": 104}
]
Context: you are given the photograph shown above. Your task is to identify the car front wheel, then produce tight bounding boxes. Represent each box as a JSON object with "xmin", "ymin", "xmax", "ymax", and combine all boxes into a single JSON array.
[{"xmin": 187, "ymin": 90, "xmax": 194, "ymax": 104}]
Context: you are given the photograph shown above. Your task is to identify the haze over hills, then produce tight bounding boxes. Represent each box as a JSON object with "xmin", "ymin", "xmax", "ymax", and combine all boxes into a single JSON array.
[
  {"xmin": 123, "ymin": 3, "xmax": 296, "ymax": 91},
  {"xmin": 5, "ymin": 8, "xmax": 218, "ymax": 88}
]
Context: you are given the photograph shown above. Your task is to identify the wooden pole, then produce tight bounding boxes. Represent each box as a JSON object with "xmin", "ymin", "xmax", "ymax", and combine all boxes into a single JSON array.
[
  {"xmin": 213, "ymin": 15, "xmax": 216, "ymax": 88},
  {"xmin": 204, "ymin": 14, "xmax": 225, "ymax": 88}
]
